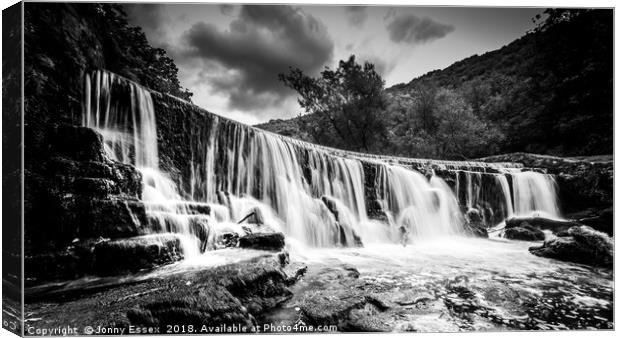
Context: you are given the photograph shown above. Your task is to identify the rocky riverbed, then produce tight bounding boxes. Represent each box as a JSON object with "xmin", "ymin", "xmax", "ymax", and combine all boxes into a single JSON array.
[
  {"xmin": 24, "ymin": 237, "xmax": 613, "ymax": 334},
  {"xmin": 265, "ymin": 237, "xmax": 613, "ymax": 332}
]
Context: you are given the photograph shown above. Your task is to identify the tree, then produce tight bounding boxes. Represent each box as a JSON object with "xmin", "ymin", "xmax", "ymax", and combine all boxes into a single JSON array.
[
  {"xmin": 434, "ymin": 89, "xmax": 503, "ymax": 159},
  {"xmin": 412, "ymin": 82, "xmax": 438, "ymax": 133},
  {"xmin": 279, "ymin": 56, "xmax": 387, "ymax": 152}
]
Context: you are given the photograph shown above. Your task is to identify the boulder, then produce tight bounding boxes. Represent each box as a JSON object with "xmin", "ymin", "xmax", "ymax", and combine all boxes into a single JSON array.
[
  {"xmin": 238, "ymin": 232, "xmax": 285, "ymax": 251},
  {"xmin": 93, "ymin": 234, "xmax": 184, "ymax": 275},
  {"xmin": 504, "ymin": 222, "xmax": 545, "ymax": 241},
  {"xmin": 529, "ymin": 226, "xmax": 613, "ymax": 268}
]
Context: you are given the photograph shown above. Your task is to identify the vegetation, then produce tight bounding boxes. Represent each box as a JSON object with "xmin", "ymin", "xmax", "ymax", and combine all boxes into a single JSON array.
[
  {"xmin": 260, "ymin": 9, "xmax": 612, "ymax": 159},
  {"xmin": 279, "ymin": 56, "xmax": 387, "ymax": 152},
  {"xmin": 24, "ymin": 3, "xmax": 192, "ymax": 131}
]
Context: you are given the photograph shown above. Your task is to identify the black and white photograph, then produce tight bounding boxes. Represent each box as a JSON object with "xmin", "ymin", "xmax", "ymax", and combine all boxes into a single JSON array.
[{"xmin": 1, "ymin": 0, "xmax": 615, "ymax": 336}]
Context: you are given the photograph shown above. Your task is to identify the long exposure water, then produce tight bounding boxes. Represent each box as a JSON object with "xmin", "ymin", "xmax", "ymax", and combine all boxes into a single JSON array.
[
  {"xmin": 75, "ymin": 70, "xmax": 613, "ymax": 330},
  {"xmin": 82, "ymin": 70, "xmax": 564, "ymax": 255}
]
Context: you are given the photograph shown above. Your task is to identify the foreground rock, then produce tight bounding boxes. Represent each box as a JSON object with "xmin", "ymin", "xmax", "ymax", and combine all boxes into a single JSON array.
[
  {"xmin": 94, "ymin": 234, "xmax": 184, "ymax": 276},
  {"xmin": 25, "ymin": 253, "xmax": 301, "ymax": 332},
  {"xmin": 529, "ymin": 226, "xmax": 613, "ymax": 267},
  {"xmin": 504, "ymin": 222, "xmax": 545, "ymax": 241}
]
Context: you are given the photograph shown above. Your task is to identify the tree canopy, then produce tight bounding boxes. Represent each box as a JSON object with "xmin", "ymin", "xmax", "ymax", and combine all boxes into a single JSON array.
[{"xmin": 279, "ymin": 56, "xmax": 388, "ymax": 152}]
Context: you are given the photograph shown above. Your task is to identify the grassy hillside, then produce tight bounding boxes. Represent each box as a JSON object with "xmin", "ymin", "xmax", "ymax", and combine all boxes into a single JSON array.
[{"xmin": 257, "ymin": 9, "xmax": 612, "ymax": 159}]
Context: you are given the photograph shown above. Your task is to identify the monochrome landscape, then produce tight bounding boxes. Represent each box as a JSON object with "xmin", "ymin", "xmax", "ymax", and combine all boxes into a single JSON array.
[{"xmin": 1, "ymin": 2, "xmax": 613, "ymax": 335}]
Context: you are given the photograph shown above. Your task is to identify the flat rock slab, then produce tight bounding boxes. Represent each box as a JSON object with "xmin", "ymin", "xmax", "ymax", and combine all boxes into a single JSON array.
[
  {"xmin": 94, "ymin": 234, "xmax": 184, "ymax": 276},
  {"xmin": 25, "ymin": 254, "xmax": 294, "ymax": 333}
]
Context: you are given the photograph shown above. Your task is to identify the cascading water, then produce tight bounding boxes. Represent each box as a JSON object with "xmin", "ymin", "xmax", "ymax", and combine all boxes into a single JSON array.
[
  {"xmin": 375, "ymin": 165, "xmax": 463, "ymax": 239},
  {"xmin": 511, "ymin": 171, "xmax": 560, "ymax": 218},
  {"xmin": 82, "ymin": 70, "xmax": 564, "ymax": 255},
  {"xmin": 83, "ymin": 70, "xmax": 202, "ymax": 257}
]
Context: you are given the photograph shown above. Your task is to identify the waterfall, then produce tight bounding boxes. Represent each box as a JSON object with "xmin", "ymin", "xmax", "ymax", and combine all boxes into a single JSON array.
[
  {"xmin": 511, "ymin": 171, "xmax": 560, "ymax": 218},
  {"xmin": 82, "ymin": 70, "xmax": 563, "ymax": 253},
  {"xmin": 376, "ymin": 165, "xmax": 462, "ymax": 238},
  {"xmin": 83, "ymin": 70, "xmax": 202, "ymax": 257}
]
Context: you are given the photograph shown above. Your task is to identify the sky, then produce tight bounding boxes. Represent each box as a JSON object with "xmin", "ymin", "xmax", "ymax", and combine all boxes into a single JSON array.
[{"xmin": 124, "ymin": 4, "xmax": 543, "ymax": 125}]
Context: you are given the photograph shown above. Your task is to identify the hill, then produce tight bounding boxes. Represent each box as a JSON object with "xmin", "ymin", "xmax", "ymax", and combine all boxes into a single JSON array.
[{"xmin": 257, "ymin": 9, "xmax": 612, "ymax": 159}]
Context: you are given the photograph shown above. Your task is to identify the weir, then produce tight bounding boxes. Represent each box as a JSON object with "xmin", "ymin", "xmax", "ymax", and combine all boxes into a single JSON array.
[{"xmin": 82, "ymin": 70, "xmax": 561, "ymax": 255}]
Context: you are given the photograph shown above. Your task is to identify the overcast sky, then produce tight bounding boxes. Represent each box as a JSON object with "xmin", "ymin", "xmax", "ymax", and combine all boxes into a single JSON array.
[{"xmin": 124, "ymin": 4, "xmax": 543, "ymax": 125}]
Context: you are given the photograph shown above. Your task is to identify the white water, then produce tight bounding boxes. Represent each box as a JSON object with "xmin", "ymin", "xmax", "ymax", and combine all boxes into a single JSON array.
[{"xmin": 82, "ymin": 70, "xmax": 562, "ymax": 257}]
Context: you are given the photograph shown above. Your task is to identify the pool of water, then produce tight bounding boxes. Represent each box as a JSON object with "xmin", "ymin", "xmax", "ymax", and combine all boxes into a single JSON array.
[{"xmin": 269, "ymin": 236, "xmax": 614, "ymax": 332}]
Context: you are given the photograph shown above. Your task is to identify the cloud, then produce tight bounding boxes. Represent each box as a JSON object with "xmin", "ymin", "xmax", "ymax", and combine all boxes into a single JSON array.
[
  {"xmin": 386, "ymin": 13, "xmax": 454, "ymax": 45},
  {"xmin": 179, "ymin": 5, "xmax": 334, "ymax": 115},
  {"xmin": 124, "ymin": 4, "xmax": 167, "ymax": 34},
  {"xmin": 219, "ymin": 4, "xmax": 234, "ymax": 15},
  {"xmin": 359, "ymin": 55, "xmax": 396, "ymax": 77},
  {"xmin": 345, "ymin": 6, "xmax": 368, "ymax": 27}
]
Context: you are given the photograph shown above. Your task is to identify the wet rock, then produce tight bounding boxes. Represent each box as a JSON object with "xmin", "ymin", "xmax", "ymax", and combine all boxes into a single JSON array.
[
  {"xmin": 73, "ymin": 177, "xmax": 117, "ymax": 196},
  {"xmin": 529, "ymin": 226, "xmax": 613, "ymax": 268},
  {"xmin": 24, "ymin": 237, "xmax": 107, "ymax": 284},
  {"xmin": 341, "ymin": 304, "xmax": 393, "ymax": 332},
  {"xmin": 46, "ymin": 157, "xmax": 143, "ymax": 199},
  {"xmin": 81, "ymin": 198, "xmax": 148, "ymax": 238},
  {"xmin": 575, "ymin": 207, "xmax": 613, "ymax": 236},
  {"xmin": 238, "ymin": 232, "xmax": 285, "ymax": 251},
  {"xmin": 127, "ymin": 286, "xmax": 254, "ymax": 329},
  {"xmin": 93, "ymin": 234, "xmax": 184, "ymax": 276},
  {"xmin": 123, "ymin": 254, "xmax": 293, "ymax": 330},
  {"xmin": 49, "ymin": 124, "xmax": 107, "ymax": 162},
  {"xmin": 218, "ymin": 233, "xmax": 240, "ymax": 249},
  {"xmin": 504, "ymin": 222, "xmax": 545, "ymax": 241},
  {"xmin": 506, "ymin": 216, "xmax": 579, "ymax": 234},
  {"xmin": 300, "ymin": 289, "xmax": 368, "ymax": 326}
]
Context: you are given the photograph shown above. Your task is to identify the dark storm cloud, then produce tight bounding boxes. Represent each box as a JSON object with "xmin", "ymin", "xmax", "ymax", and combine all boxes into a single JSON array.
[
  {"xmin": 124, "ymin": 4, "xmax": 166, "ymax": 33},
  {"xmin": 181, "ymin": 5, "xmax": 334, "ymax": 112},
  {"xmin": 345, "ymin": 6, "xmax": 368, "ymax": 27},
  {"xmin": 219, "ymin": 4, "xmax": 234, "ymax": 15},
  {"xmin": 387, "ymin": 13, "xmax": 454, "ymax": 45}
]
